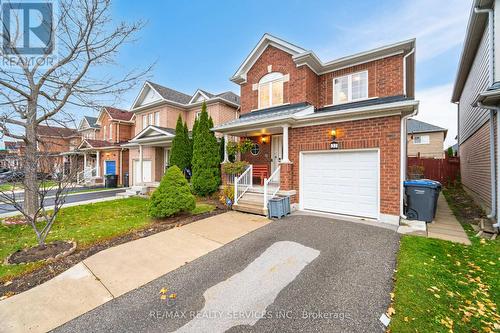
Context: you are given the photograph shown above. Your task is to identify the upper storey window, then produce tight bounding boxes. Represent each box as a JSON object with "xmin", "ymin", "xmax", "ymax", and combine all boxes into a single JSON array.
[
  {"xmin": 333, "ymin": 71, "xmax": 368, "ymax": 104},
  {"xmin": 258, "ymin": 72, "xmax": 284, "ymax": 109}
]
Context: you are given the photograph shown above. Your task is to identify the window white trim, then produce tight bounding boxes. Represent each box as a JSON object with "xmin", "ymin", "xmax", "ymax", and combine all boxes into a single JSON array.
[
  {"xmin": 142, "ymin": 115, "xmax": 147, "ymax": 129},
  {"xmin": 155, "ymin": 112, "xmax": 160, "ymax": 126},
  {"xmin": 109, "ymin": 124, "xmax": 112, "ymax": 141},
  {"xmin": 258, "ymin": 72, "xmax": 285, "ymax": 110},
  {"xmin": 413, "ymin": 135, "xmax": 430, "ymax": 145},
  {"xmin": 103, "ymin": 126, "xmax": 107, "ymax": 140},
  {"xmin": 332, "ymin": 70, "xmax": 369, "ymax": 105},
  {"xmin": 196, "ymin": 111, "xmax": 202, "ymax": 119},
  {"xmin": 149, "ymin": 113, "xmax": 153, "ymax": 127}
]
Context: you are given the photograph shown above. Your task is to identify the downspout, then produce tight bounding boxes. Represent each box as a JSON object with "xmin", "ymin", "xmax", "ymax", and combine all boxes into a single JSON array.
[
  {"xmin": 477, "ymin": 104, "xmax": 499, "ymax": 225},
  {"xmin": 400, "ymin": 47, "xmax": 417, "ymax": 219},
  {"xmin": 400, "ymin": 109, "xmax": 418, "ymax": 219},
  {"xmin": 475, "ymin": 5, "xmax": 497, "ymax": 221},
  {"xmin": 403, "ymin": 48, "xmax": 415, "ymax": 97}
]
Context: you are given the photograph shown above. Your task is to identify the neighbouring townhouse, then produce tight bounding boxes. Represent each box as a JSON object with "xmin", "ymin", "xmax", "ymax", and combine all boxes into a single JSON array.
[
  {"xmin": 37, "ymin": 125, "xmax": 80, "ymax": 174},
  {"xmin": 75, "ymin": 107, "xmax": 135, "ymax": 186},
  {"xmin": 123, "ymin": 81, "xmax": 239, "ymax": 189},
  {"xmin": 452, "ymin": 0, "xmax": 500, "ymax": 228},
  {"xmin": 0, "ymin": 141, "xmax": 24, "ymax": 170},
  {"xmin": 406, "ymin": 119, "xmax": 447, "ymax": 159},
  {"xmin": 215, "ymin": 34, "xmax": 418, "ymax": 224}
]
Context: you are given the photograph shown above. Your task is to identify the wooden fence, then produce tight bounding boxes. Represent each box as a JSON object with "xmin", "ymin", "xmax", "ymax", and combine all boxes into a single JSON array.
[{"xmin": 407, "ymin": 156, "xmax": 460, "ymax": 186}]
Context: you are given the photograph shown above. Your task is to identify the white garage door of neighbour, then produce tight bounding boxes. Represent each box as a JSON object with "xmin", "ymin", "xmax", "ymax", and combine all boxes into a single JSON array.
[
  {"xmin": 133, "ymin": 160, "xmax": 152, "ymax": 184},
  {"xmin": 301, "ymin": 150, "xmax": 379, "ymax": 219}
]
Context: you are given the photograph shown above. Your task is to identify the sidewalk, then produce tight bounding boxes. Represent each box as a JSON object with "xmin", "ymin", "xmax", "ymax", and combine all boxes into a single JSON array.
[
  {"xmin": 0, "ymin": 211, "xmax": 269, "ymax": 333},
  {"xmin": 427, "ymin": 194, "xmax": 471, "ymax": 245},
  {"xmin": 398, "ymin": 193, "xmax": 471, "ymax": 245}
]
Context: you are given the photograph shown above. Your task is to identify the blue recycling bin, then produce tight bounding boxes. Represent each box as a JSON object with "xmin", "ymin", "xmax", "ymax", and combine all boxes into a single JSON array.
[{"xmin": 404, "ymin": 179, "xmax": 442, "ymax": 222}]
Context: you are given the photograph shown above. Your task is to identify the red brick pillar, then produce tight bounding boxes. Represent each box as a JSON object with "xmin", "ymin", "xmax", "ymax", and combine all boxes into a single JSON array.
[{"xmin": 279, "ymin": 162, "xmax": 293, "ymax": 191}]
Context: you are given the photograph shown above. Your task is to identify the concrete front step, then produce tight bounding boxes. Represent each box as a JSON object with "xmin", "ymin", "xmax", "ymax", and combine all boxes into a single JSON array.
[{"xmin": 233, "ymin": 202, "xmax": 268, "ymax": 216}]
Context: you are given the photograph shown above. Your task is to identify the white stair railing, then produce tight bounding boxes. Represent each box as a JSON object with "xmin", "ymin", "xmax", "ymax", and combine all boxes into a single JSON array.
[
  {"xmin": 77, "ymin": 167, "xmax": 96, "ymax": 184},
  {"xmin": 263, "ymin": 166, "xmax": 281, "ymax": 209},
  {"xmin": 234, "ymin": 165, "xmax": 253, "ymax": 205}
]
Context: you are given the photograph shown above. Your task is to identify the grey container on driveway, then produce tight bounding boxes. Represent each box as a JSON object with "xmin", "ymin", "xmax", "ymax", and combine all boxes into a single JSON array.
[
  {"xmin": 268, "ymin": 196, "xmax": 291, "ymax": 219},
  {"xmin": 404, "ymin": 179, "xmax": 442, "ymax": 223}
]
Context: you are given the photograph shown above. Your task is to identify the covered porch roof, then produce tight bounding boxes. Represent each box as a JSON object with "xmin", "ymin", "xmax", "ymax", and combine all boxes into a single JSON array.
[
  {"xmin": 213, "ymin": 96, "xmax": 419, "ymax": 136},
  {"xmin": 122, "ymin": 125, "xmax": 176, "ymax": 147}
]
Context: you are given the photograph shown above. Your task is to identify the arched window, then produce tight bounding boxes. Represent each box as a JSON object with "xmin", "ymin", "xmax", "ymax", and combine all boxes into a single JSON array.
[{"xmin": 258, "ymin": 72, "xmax": 284, "ymax": 109}]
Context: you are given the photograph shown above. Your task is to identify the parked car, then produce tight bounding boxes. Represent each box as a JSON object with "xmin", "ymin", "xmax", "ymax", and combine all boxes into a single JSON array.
[
  {"xmin": 0, "ymin": 170, "xmax": 24, "ymax": 183},
  {"xmin": 0, "ymin": 168, "xmax": 9, "ymax": 174}
]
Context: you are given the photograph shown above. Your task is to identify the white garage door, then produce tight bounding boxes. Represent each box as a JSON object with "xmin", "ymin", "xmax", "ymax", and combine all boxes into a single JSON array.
[{"xmin": 301, "ymin": 150, "xmax": 379, "ymax": 219}]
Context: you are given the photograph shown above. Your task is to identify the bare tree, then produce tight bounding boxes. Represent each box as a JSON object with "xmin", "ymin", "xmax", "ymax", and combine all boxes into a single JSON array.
[
  {"xmin": 0, "ymin": 153, "xmax": 79, "ymax": 246},
  {"xmin": 0, "ymin": 0, "xmax": 151, "ymax": 246}
]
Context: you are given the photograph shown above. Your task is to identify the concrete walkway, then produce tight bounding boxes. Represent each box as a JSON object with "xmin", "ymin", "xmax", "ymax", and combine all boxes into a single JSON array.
[
  {"xmin": 427, "ymin": 194, "xmax": 471, "ymax": 245},
  {"xmin": 398, "ymin": 193, "xmax": 471, "ymax": 245},
  {"xmin": 0, "ymin": 211, "xmax": 269, "ymax": 333}
]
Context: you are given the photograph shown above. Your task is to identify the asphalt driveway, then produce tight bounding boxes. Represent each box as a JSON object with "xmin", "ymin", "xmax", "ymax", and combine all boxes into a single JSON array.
[{"xmin": 53, "ymin": 215, "xmax": 400, "ymax": 333}]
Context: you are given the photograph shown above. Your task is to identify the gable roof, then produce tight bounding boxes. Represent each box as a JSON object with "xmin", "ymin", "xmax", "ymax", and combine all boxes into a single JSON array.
[
  {"xmin": 84, "ymin": 116, "xmax": 99, "ymax": 128},
  {"xmin": 78, "ymin": 139, "xmax": 121, "ymax": 150},
  {"xmin": 452, "ymin": 0, "xmax": 492, "ymax": 102},
  {"xmin": 38, "ymin": 125, "xmax": 79, "ymax": 138},
  {"xmin": 103, "ymin": 107, "xmax": 134, "ymax": 122},
  {"xmin": 231, "ymin": 33, "xmax": 415, "ymax": 84},
  {"xmin": 130, "ymin": 81, "xmax": 240, "ymax": 111},
  {"xmin": 147, "ymin": 81, "xmax": 192, "ymax": 104},
  {"xmin": 407, "ymin": 119, "xmax": 447, "ymax": 134},
  {"xmin": 126, "ymin": 125, "xmax": 176, "ymax": 145}
]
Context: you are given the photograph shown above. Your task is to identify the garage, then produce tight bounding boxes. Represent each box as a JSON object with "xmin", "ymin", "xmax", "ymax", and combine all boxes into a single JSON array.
[{"xmin": 300, "ymin": 150, "xmax": 379, "ymax": 219}]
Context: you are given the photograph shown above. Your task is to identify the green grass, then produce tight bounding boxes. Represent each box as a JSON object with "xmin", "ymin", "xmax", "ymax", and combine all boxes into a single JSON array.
[
  {"xmin": 191, "ymin": 203, "xmax": 216, "ymax": 215},
  {"xmin": 390, "ymin": 187, "xmax": 500, "ymax": 332},
  {"xmin": 0, "ymin": 197, "xmax": 215, "ymax": 282}
]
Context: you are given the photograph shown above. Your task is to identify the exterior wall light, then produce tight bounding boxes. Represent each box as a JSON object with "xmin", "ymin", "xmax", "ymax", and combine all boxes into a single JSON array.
[
  {"xmin": 330, "ymin": 129, "xmax": 339, "ymax": 150},
  {"xmin": 261, "ymin": 136, "xmax": 268, "ymax": 144}
]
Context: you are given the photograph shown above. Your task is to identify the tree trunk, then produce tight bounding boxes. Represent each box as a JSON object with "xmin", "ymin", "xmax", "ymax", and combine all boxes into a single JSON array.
[{"xmin": 24, "ymin": 104, "xmax": 40, "ymax": 224}]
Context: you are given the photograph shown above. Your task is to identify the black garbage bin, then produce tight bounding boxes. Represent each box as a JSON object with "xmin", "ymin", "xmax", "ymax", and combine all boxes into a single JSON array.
[
  {"xmin": 404, "ymin": 179, "xmax": 442, "ymax": 222},
  {"xmin": 123, "ymin": 172, "xmax": 129, "ymax": 187},
  {"xmin": 105, "ymin": 174, "xmax": 118, "ymax": 188}
]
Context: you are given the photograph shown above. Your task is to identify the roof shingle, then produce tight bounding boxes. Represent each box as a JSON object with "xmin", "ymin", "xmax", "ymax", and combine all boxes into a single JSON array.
[
  {"xmin": 38, "ymin": 125, "xmax": 78, "ymax": 138},
  {"xmin": 407, "ymin": 119, "xmax": 447, "ymax": 134}
]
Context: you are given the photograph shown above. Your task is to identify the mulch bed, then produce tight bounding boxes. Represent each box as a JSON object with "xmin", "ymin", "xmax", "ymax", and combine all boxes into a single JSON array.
[
  {"xmin": 1, "ymin": 216, "xmax": 29, "ymax": 226},
  {"xmin": 0, "ymin": 202, "xmax": 227, "ymax": 298},
  {"xmin": 6, "ymin": 241, "xmax": 75, "ymax": 265}
]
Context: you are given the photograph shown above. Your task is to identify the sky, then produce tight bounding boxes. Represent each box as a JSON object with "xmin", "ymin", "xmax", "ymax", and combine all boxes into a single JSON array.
[{"xmin": 1, "ymin": 0, "xmax": 471, "ymax": 147}]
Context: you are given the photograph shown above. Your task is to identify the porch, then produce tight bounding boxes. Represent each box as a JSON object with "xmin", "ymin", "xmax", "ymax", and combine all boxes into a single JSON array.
[
  {"xmin": 221, "ymin": 124, "xmax": 294, "ymax": 216},
  {"xmin": 123, "ymin": 125, "xmax": 175, "ymax": 193}
]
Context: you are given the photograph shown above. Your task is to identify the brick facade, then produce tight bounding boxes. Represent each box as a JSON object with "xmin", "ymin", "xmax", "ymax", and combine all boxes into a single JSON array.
[
  {"xmin": 284, "ymin": 116, "xmax": 401, "ymax": 216},
  {"xmin": 240, "ymin": 46, "xmax": 404, "ymax": 114}
]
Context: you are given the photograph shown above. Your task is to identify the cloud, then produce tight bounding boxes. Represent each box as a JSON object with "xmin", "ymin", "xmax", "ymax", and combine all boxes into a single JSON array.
[
  {"xmin": 414, "ymin": 84, "xmax": 457, "ymax": 147},
  {"xmin": 318, "ymin": 0, "xmax": 470, "ymax": 63}
]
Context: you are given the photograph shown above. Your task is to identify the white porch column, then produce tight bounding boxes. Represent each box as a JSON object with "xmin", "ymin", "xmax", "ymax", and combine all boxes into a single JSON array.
[
  {"xmin": 95, "ymin": 151, "xmax": 100, "ymax": 177},
  {"xmin": 282, "ymin": 125, "xmax": 290, "ymax": 163},
  {"xmin": 83, "ymin": 153, "xmax": 87, "ymax": 168},
  {"xmin": 139, "ymin": 145, "xmax": 144, "ymax": 184},
  {"xmin": 223, "ymin": 134, "xmax": 229, "ymax": 163}
]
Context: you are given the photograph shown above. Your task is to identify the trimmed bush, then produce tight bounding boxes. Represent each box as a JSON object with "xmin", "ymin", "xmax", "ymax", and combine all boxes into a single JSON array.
[
  {"xmin": 191, "ymin": 102, "xmax": 221, "ymax": 196},
  {"xmin": 169, "ymin": 115, "xmax": 191, "ymax": 171},
  {"xmin": 149, "ymin": 166, "xmax": 196, "ymax": 218}
]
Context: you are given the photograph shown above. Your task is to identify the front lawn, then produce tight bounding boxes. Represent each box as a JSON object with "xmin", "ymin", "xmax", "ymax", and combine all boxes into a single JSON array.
[
  {"xmin": 0, "ymin": 197, "xmax": 216, "ymax": 282},
  {"xmin": 390, "ymin": 187, "xmax": 499, "ymax": 332}
]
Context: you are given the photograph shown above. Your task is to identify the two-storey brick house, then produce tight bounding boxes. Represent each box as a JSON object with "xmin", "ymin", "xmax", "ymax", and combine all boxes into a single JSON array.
[
  {"xmin": 76, "ymin": 107, "xmax": 135, "ymax": 185},
  {"xmin": 216, "ymin": 34, "xmax": 419, "ymax": 225},
  {"xmin": 124, "ymin": 81, "xmax": 239, "ymax": 189}
]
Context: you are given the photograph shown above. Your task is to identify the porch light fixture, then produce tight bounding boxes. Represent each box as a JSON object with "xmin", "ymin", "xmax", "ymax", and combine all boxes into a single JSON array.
[
  {"xmin": 330, "ymin": 129, "xmax": 339, "ymax": 150},
  {"xmin": 261, "ymin": 136, "xmax": 268, "ymax": 144}
]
